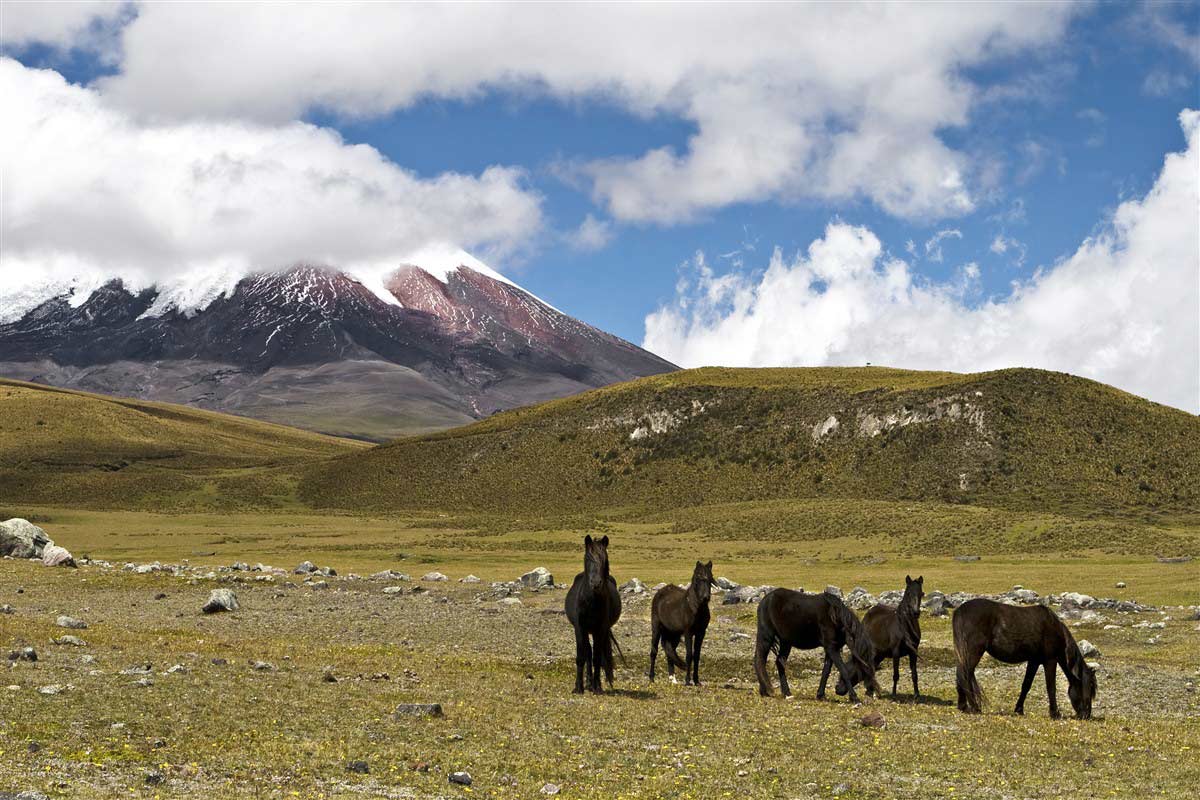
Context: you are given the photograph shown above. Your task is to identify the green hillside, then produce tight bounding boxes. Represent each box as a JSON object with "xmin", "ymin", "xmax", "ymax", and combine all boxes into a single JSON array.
[
  {"xmin": 0, "ymin": 378, "xmax": 366, "ymax": 510},
  {"xmin": 300, "ymin": 366, "xmax": 1200, "ymax": 516}
]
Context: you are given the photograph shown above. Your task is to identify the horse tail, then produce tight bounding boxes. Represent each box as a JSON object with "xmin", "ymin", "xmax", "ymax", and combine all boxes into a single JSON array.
[
  {"xmin": 828, "ymin": 593, "xmax": 879, "ymax": 695},
  {"xmin": 952, "ymin": 612, "xmax": 985, "ymax": 712},
  {"xmin": 662, "ymin": 639, "xmax": 688, "ymax": 669},
  {"xmin": 609, "ymin": 630, "xmax": 627, "ymax": 668},
  {"xmin": 754, "ymin": 595, "xmax": 780, "ymax": 696}
]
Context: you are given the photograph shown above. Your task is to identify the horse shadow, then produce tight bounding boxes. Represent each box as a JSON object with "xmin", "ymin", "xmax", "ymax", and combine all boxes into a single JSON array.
[
  {"xmin": 602, "ymin": 688, "xmax": 657, "ymax": 700},
  {"xmin": 883, "ymin": 693, "xmax": 955, "ymax": 707}
]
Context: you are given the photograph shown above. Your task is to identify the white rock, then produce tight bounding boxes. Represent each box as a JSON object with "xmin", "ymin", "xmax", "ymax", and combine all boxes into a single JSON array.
[
  {"xmin": 520, "ymin": 567, "xmax": 554, "ymax": 589},
  {"xmin": 0, "ymin": 518, "xmax": 53, "ymax": 559},
  {"xmin": 422, "ymin": 572, "xmax": 449, "ymax": 582}
]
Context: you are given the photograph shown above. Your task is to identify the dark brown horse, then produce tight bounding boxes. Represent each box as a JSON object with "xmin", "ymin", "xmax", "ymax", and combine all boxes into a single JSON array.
[
  {"xmin": 564, "ymin": 535, "xmax": 622, "ymax": 694},
  {"xmin": 836, "ymin": 575, "xmax": 924, "ymax": 698},
  {"xmin": 754, "ymin": 589, "xmax": 879, "ymax": 703},
  {"xmin": 953, "ymin": 598, "xmax": 1096, "ymax": 719},
  {"xmin": 649, "ymin": 560, "xmax": 717, "ymax": 685}
]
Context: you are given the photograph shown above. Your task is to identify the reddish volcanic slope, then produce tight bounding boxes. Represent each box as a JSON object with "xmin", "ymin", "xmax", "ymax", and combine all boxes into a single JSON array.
[{"xmin": 0, "ymin": 257, "xmax": 676, "ymax": 440}]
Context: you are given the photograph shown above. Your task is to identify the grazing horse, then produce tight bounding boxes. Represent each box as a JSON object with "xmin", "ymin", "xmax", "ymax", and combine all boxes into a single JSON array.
[
  {"xmin": 836, "ymin": 575, "xmax": 924, "ymax": 699},
  {"xmin": 649, "ymin": 560, "xmax": 717, "ymax": 685},
  {"xmin": 754, "ymin": 589, "xmax": 879, "ymax": 703},
  {"xmin": 953, "ymin": 598, "xmax": 1096, "ymax": 719},
  {"xmin": 564, "ymin": 535, "xmax": 622, "ymax": 694}
]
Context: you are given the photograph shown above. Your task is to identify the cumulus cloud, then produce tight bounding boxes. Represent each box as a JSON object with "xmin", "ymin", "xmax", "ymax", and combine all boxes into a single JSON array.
[
  {"xmin": 0, "ymin": 1, "xmax": 131, "ymax": 54},
  {"xmin": 0, "ymin": 59, "xmax": 543, "ymax": 320},
  {"xmin": 7, "ymin": 2, "xmax": 1080, "ymax": 224},
  {"xmin": 644, "ymin": 111, "xmax": 1200, "ymax": 413},
  {"xmin": 566, "ymin": 214, "xmax": 614, "ymax": 253}
]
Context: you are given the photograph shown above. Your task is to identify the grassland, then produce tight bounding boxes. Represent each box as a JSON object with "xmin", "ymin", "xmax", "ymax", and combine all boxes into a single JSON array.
[
  {"xmin": 2, "ymin": 366, "xmax": 1198, "ymax": 797},
  {"xmin": 0, "ymin": 379, "xmax": 365, "ymax": 510},
  {"xmin": 2, "ymin": 539, "xmax": 1197, "ymax": 799}
]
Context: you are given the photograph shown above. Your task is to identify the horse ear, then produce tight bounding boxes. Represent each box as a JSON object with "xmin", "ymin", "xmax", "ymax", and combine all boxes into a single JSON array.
[
  {"xmin": 706, "ymin": 560, "xmax": 713, "ymax": 570},
  {"xmin": 906, "ymin": 575, "xmax": 912, "ymax": 584},
  {"xmin": 584, "ymin": 534, "xmax": 593, "ymax": 546},
  {"xmin": 917, "ymin": 575, "xmax": 924, "ymax": 584},
  {"xmin": 600, "ymin": 535, "xmax": 609, "ymax": 546}
]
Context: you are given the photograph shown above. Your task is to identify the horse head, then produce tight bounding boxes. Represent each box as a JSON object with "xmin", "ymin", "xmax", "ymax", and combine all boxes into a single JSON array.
[
  {"xmin": 903, "ymin": 575, "xmax": 925, "ymax": 614},
  {"xmin": 1068, "ymin": 660, "xmax": 1097, "ymax": 720},
  {"xmin": 583, "ymin": 534, "xmax": 610, "ymax": 590},
  {"xmin": 691, "ymin": 560, "xmax": 716, "ymax": 604}
]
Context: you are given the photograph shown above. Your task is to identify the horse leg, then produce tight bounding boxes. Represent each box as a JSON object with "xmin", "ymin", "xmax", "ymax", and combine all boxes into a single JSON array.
[
  {"xmin": 892, "ymin": 655, "xmax": 900, "ymax": 697},
  {"xmin": 683, "ymin": 632, "xmax": 695, "ymax": 686},
  {"xmin": 754, "ymin": 635, "xmax": 774, "ymax": 697},
  {"xmin": 602, "ymin": 631, "xmax": 615, "ymax": 688},
  {"xmin": 588, "ymin": 633, "xmax": 603, "ymax": 693},
  {"xmin": 1044, "ymin": 660, "xmax": 1061, "ymax": 719},
  {"xmin": 573, "ymin": 628, "xmax": 589, "ymax": 694},
  {"xmin": 775, "ymin": 644, "xmax": 793, "ymax": 698},
  {"xmin": 692, "ymin": 629, "xmax": 706, "ymax": 686},
  {"xmin": 1015, "ymin": 661, "xmax": 1039, "ymax": 715},
  {"xmin": 648, "ymin": 621, "xmax": 660, "ymax": 682},
  {"xmin": 909, "ymin": 651, "xmax": 920, "ymax": 698},
  {"xmin": 817, "ymin": 654, "xmax": 833, "ymax": 700}
]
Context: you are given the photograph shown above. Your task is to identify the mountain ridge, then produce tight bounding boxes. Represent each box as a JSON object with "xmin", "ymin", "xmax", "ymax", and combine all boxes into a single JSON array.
[{"xmin": 0, "ymin": 254, "xmax": 676, "ymax": 440}]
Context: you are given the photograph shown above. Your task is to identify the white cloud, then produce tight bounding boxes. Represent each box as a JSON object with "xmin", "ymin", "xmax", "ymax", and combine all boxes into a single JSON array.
[
  {"xmin": 565, "ymin": 214, "xmax": 614, "ymax": 253},
  {"xmin": 0, "ymin": 1, "xmax": 131, "ymax": 54},
  {"xmin": 644, "ymin": 111, "xmax": 1200, "ymax": 413},
  {"xmin": 924, "ymin": 229, "xmax": 963, "ymax": 263},
  {"xmin": 7, "ymin": 2, "xmax": 1081, "ymax": 225},
  {"xmin": 0, "ymin": 59, "xmax": 543, "ymax": 320},
  {"xmin": 1143, "ymin": 69, "xmax": 1191, "ymax": 97}
]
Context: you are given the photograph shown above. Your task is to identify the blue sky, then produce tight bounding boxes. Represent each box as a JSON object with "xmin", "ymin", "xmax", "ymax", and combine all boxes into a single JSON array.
[{"xmin": 2, "ymin": 2, "xmax": 1198, "ymax": 410}]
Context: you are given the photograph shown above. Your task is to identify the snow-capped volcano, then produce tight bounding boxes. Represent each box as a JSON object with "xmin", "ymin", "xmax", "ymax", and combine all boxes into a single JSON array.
[{"xmin": 0, "ymin": 251, "xmax": 675, "ymax": 440}]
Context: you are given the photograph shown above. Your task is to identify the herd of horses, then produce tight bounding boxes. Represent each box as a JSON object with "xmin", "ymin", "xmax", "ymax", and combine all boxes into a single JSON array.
[{"xmin": 564, "ymin": 535, "xmax": 1097, "ymax": 719}]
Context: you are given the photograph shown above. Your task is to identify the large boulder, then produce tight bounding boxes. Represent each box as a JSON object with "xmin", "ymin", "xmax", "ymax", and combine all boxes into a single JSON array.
[
  {"xmin": 520, "ymin": 567, "xmax": 554, "ymax": 589},
  {"xmin": 0, "ymin": 519, "xmax": 53, "ymax": 559},
  {"xmin": 202, "ymin": 589, "xmax": 239, "ymax": 614},
  {"xmin": 845, "ymin": 587, "xmax": 876, "ymax": 611}
]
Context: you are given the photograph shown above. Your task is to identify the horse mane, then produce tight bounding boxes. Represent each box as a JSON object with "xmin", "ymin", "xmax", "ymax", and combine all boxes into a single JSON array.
[
  {"xmin": 1056, "ymin": 615, "xmax": 1089, "ymax": 684},
  {"xmin": 827, "ymin": 592, "xmax": 878, "ymax": 692}
]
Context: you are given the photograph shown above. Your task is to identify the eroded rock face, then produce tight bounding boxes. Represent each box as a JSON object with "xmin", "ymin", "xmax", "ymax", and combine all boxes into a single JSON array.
[{"xmin": 0, "ymin": 518, "xmax": 53, "ymax": 559}]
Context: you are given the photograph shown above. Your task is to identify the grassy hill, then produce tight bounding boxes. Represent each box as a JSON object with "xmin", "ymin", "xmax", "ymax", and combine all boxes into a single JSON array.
[
  {"xmin": 0, "ymin": 378, "xmax": 366, "ymax": 510},
  {"xmin": 300, "ymin": 366, "xmax": 1200, "ymax": 517}
]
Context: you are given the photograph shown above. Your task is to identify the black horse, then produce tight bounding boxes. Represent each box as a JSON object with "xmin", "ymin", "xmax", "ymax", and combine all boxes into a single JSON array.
[
  {"xmin": 564, "ymin": 534, "xmax": 622, "ymax": 694},
  {"xmin": 953, "ymin": 598, "xmax": 1096, "ymax": 719},
  {"xmin": 649, "ymin": 560, "xmax": 717, "ymax": 685},
  {"xmin": 837, "ymin": 575, "xmax": 924, "ymax": 699},
  {"xmin": 755, "ymin": 589, "xmax": 879, "ymax": 703}
]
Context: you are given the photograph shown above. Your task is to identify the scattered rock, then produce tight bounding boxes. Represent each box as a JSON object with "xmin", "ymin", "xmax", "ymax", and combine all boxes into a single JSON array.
[
  {"xmin": 1116, "ymin": 582, "xmax": 1127, "ymax": 589},
  {"xmin": 52, "ymin": 635, "xmax": 86, "ymax": 647},
  {"xmin": 371, "ymin": 570, "xmax": 410, "ymax": 581},
  {"xmin": 621, "ymin": 577, "xmax": 646, "ymax": 594},
  {"xmin": 37, "ymin": 684, "xmax": 65, "ymax": 695},
  {"xmin": 346, "ymin": 760, "xmax": 369, "ymax": 774},
  {"xmin": 1060, "ymin": 592, "xmax": 1096, "ymax": 609},
  {"xmin": 1156, "ymin": 555, "xmax": 1192, "ymax": 564},
  {"xmin": 382, "ymin": 586, "xmax": 405, "ymax": 595},
  {"xmin": 307, "ymin": 580, "xmax": 329, "ymax": 590},
  {"xmin": 134, "ymin": 677, "xmax": 154, "ymax": 687},
  {"xmin": 1078, "ymin": 640, "xmax": 1101, "ymax": 658},
  {"xmin": 294, "ymin": 561, "xmax": 317, "ymax": 574},
  {"xmin": 211, "ymin": 657, "xmax": 228, "ymax": 666},
  {"xmin": 120, "ymin": 664, "xmax": 153, "ymax": 675},
  {"xmin": 520, "ymin": 567, "xmax": 554, "ymax": 589},
  {"xmin": 714, "ymin": 576, "xmax": 739, "ymax": 591},
  {"xmin": 321, "ymin": 666, "xmax": 337, "ymax": 683},
  {"xmin": 460, "ymin": 575, "xmax": 481, "ymax": 584},
  {"xmin": 422, "ymin": 572, "xmax": 449, "ymax": 582},
  {"xmin": 723, "ymin": 585, "xmax": 773, "ymax": 605},
  {"xmin": 251, "ymin": 661, "xmax": 276, "ymax": 671},
  {"xmin": 0, "ymin": 518, "xmax": 53, "ymax": 559},
  {"xmin": 56, "ymin": 615, "xmax": 87, "ymax": 630},
  {"xmin": 954, "ymin": 555, "xmax": 981, "ymax": 562},
  {"xmin": 925, "ymin": 595, "xmax": 949, "ymax": 617},
  {"xmin": 165, "ymin": 664, "xmax": 187, "ymax": 675},
  {"xmin": 202, "ymin": 588, "xmax": 239, "ymax": 614},
  {"xmin": 541, "ymin": 783, "xmax": 561, "ymax": 795},
  {"xmin": 41, "ymin": 544, "xmax": 76, "ymax": 568},
  {"xmin": 144, "ymin": 771, "xmax": 164, "ymax": 786},
  {"xmin": 449, "ymin": 772, "xmax": 473, "ymax": 786},
  {"xmin": 860, "ymin": 711, "xmax": 886, "ymax": 728},
  {"xmin": 0, "ymin": 604, "xmax": 13, "ymax": 614},
  {"xmin": 729, "ymin": 632, "xmax": 751, "ymax": 642},
  {"xmin": 498, "ymin": 597, "xmax": 523, "ymax": 607},
  {"xmin": 395, "ymin": 703, "xmax": 444, "ymax": 718},
  {"xmin": 824, "ymin": 585, "xmax": 843, "ymax": 599},
  {"xmin": 9, "ymin": 646, "xmax": 37, "ymax": 662},
  {"xmin": 845, "ymin": 587, "xmax": 876, "ymax": 611}
]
